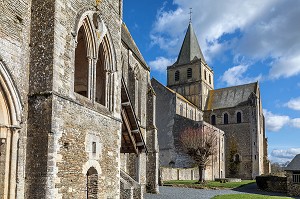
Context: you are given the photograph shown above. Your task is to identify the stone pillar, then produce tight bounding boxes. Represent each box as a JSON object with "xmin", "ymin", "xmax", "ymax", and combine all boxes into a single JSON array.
[{"xmin": 146, "ymin": 85, "xmax": 159, "ymax": 193}]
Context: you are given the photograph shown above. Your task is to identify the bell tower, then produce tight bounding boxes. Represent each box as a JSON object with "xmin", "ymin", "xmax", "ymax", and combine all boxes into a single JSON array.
[{"xmin": 167, "ymin": 22, "xmax": 214, "ymax": 110}]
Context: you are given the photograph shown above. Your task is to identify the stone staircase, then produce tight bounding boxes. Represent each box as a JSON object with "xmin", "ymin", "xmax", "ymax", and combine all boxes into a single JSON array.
[{"xmin": 120, "ymin": 169, "xmax": 142, "ymax": 199}]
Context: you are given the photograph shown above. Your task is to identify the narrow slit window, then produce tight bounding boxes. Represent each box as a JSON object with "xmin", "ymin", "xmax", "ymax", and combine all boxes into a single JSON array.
[
  {"xmin": 175, "ymin": 70, "xmax": 180, "ymax": 81},
  {"xmin": 187, "ymin": 68, "xmax": 192, "ymax": 79},
  {"xmin": 92, "ymin": 142, "xmax": 96, "ymax": 154}
]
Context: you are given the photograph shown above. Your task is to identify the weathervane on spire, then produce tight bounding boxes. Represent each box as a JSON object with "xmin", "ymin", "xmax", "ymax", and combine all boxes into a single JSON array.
[{"xmin": 189, "ymin": 8, "xmax": 192, "ymax": 23}]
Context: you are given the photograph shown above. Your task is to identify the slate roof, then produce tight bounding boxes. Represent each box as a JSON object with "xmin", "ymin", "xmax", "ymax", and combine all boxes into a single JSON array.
[
  {"xmin": 285, "ymin": 154, "xmax": 300, "ymax": 171},
  {"xmin": 174, "ymin": 22, "xmax": 206, "ymax": 65},
  {"xmin": 121, "ymin": 23, "xmax": 149, "ymax": 71},
  {"xmin": 206, "ymin": 82, "xmax": 258, "ymax": 110},
  {"xmin": 151, "ymin": 78, "xmax": 198, "ymax": 107}
]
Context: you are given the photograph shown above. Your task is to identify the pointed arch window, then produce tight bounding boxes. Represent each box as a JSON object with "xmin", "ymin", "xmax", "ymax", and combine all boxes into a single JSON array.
[
  {"xmin": 211, "ymin": 115, "xmax": 216, "ymax": 125},
  {"xmin": 175, "ymin": 70, "xmax": 180, "ymax": 81},
  {"xmin": 223, "ymin": 113, "xmax": 228, "ymax": 124},
  {"xmin": 73, "ymin": 15, "xmax": 114, "ymax": 110},
  {"xmin": 237, "ymin": 112, "xmax": 242, "ymax": 123},
  {"xmin": 96, "ymin": 36, "xmax": 111, "ymax": 106},
  {"xmin": 187, "ymin": 68, "xmax": 192, "ymax": 79},
  {"xmin": 74, "ymin": 25, "xmax": 89, "ymax": 97}
]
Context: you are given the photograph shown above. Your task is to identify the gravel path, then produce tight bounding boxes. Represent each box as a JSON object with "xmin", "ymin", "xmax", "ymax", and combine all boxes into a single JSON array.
[
  {"xmin": 144, "ymin": 183, "xmax": 296, "ymax": 199},
  {"xmin": 145, "ymin": 186, "xmax": 245, "ymax": 199}
]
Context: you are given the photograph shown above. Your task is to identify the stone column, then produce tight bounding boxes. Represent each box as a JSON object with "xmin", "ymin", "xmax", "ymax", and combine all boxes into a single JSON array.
[
  {"xmin": 146, "ymin": 85, "xmax": 159, "ymax": 194},
  {"xmin": 9, "ymin": 129, "xmax": 19, "ymax": 199}
]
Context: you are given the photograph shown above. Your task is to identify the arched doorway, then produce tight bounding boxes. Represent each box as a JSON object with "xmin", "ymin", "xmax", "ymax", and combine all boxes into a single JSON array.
[
  {"xmin": 0, "ymin": 62, "xmax": 22, "ymax": 199},
  {"xmin": 86, "ymin": 167, "xmax": 98, "ymax": 199}
]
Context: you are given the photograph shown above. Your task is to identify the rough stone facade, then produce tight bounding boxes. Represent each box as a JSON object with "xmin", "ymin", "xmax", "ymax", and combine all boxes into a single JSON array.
[
  {"xmin": 152, "ymin": 78, "xmax": 225, "ymax": 181},
  {"xmin": 0, "ymin": 0, "xmax": 159, "ymax": 198},
  {"xmin": 286, "ymin": 171, "xmax": 300, "ymax": 196},
  {"xmin": 203, "ymin": 84, "xmax": 270, "ymax": 179}
]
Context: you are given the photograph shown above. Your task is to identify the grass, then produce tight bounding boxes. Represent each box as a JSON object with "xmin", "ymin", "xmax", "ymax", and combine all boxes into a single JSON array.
[
  {"xmin": 163, "ymin": 180, "xmax": 255, "ymax": 189},
  {"xmin": 212, "ymin": 194, "xmax": 293, "ymax": 199}
]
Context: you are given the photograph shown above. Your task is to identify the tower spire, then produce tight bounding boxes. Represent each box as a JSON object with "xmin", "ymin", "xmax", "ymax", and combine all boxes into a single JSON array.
[{"xmin": 189, "ymin": 8, "xmax": 192, "ymax": 23}]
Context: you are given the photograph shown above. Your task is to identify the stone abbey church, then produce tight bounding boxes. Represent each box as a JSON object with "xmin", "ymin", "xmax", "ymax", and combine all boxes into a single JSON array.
[
  {"xmin": 0, "ymin": 0, "xmax": 159, "ymax": 198},
  {"xmin": 0, "ymin": 0, "xmax": 270, "ymax": 198},
  {"xmin": 152, "ymin": 22, "xmax": 270, "ymax": 180}
]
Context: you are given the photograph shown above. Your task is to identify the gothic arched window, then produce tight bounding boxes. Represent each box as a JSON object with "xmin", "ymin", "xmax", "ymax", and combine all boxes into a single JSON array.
[
  {"xmin": 211, "ymin": 115, "xmax": 216, "ymax": 125},
  {"xmin": 175, "ymin": 70, "xmax": 180, "ymax": 81},
  {"xmin": 237, "ymin": 112, "xmax": 242, "ymax": 123},
  {"xmin": 96, "ymin": 36, "xmax": 111, "ymax": 106},
  {"xmin": 187, "ymin": 68, "xmax": 192, "ymax": 79},
  {"xmin": 74, "ymin": 25, "xmax": 89, "ymax": 97},
  {"xmin": 223, "ymin": 113, "xmax": 228, "ymax": 124}
]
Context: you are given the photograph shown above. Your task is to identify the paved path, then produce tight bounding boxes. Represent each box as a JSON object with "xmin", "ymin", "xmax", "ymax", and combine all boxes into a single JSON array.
[{"xmin": 145, "ymin": 183, "xmax": 297, "ymax": 199}]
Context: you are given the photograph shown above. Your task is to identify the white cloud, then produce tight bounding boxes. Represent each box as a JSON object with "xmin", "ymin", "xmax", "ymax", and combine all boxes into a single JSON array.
[
  {"xmin": 271, "ymin": 148, "xmax": 300, "ymax": 160},
  {"xmin": 150, "ymin": 0, "xmax": 300, "ymax": 79},
  {"xmin": 148, "ymin": 56, "xmax": 176, "ymax": 73},
  {"xmin": 220, "ymin": 65, "xmax": 262, "ymax": 86},
  {"xmin": 290, "ymin": 118, "xmax": 300, "ymax": 129},
  {"xmin": 263, "ymin": 109, "xmax": 300, "ymax": 132},
  {"xmin": 285, "ymin": 97, "xmax": 300, "ymax": 111},
  {"xmin": 269, "ymin": 55, "xmax": 300, "ymax": 79},
  {"xmin": 263, "ymin": 109, "xmax": 290, "ymax": 132}
]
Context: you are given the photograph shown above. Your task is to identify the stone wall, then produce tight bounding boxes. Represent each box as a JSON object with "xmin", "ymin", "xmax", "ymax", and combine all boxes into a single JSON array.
[
  {"xmin": 160, "ymin": 167, "xmax": 199, "ymax": 181},
  {"xmin": 0, "ymin": 0, "xmax": 32, "ymax": 198},
  {"xmin": 204, "ymin": 105, "xmax": 259, "ymax": 179},
  {"xmin": 256, "ymin": 176, "xmax": 287, "ymax": 193},
  {"xmin": 286, "ymin": 171, "xmax": 300, "ymax": 196}
]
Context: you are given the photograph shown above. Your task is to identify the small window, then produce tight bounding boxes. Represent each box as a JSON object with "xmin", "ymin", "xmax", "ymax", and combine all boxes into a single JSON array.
[
  {"xmin": 234, "ymin": 154, "xmax": 240, "ymax": 162},
  {"xmin": 187, "ymin": 68, "xmax": 192, "ymax": 79},
  {"xmin": 204, "ymin": 70, "xmax": 207, "ymax": 80},
  {"xmin": 175, "ymin": 70, "xmax": 180, "ymax": 81},
  {"xmin": 293, "ymin": 171, "xmax": 300, "ymax": 183},
  {"xmin": 92, "ymin": 142, "xmax": 96, "ymax": 153},
  {"xmin": 237, "ymin": 112, "xmax": 242, "ymax": 123},
  {"xmin": 180, "ymin": 104, "xmax": 183, "ymax": 115},
  {"xmin": 254, "ymin": 155, "xmax": 257, "ymax": 160},
  {"xmin": 209, "ymin": 74, "xmax": 211, "ymax": 84},
  {"xmin": 254, "ymin": 142, "xmax": 256, "ymax": 146},
  {"xmin": 223, "ymin": 113, "xmax": 228, "ymax": 124},
  {"xmin": 190, "ymin": 109, "xmax": 193, "ymax": 119},
  {"xmin": 211, "ymin": 115, "xmax": 216, "ymax": 125}
]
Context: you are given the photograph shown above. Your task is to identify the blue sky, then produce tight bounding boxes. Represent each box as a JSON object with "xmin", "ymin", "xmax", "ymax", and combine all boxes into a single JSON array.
[{"xmin": 123, "ymin": 0, "xmax": 300, "ymax": 164}]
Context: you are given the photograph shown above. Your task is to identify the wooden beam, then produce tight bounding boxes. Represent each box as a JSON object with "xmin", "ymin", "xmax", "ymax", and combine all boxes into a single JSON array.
[{"xmin": 121, "ymin": 108, "xmax": 138, "ymax": 154}]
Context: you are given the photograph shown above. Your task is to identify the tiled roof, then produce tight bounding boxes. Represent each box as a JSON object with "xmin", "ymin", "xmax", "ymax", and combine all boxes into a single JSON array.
[
  {"xmin": 285, "ymin": 154, "xmax": 300, "ymax": 171},
  {"xmin": 206, "ymin": 82, "xmax": 258, "ymax": 110}
]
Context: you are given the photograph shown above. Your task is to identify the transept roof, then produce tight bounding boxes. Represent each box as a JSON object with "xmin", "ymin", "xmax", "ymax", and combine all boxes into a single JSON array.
[{"xmin": 206, "ymin": 82, "xmax": 258, "ymax": 110}]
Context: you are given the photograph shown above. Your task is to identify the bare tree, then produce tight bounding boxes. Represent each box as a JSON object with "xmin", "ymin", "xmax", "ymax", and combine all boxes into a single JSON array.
[{"xmin": 180, "ymin": 126, "xmax": 217, "ymax": 183}]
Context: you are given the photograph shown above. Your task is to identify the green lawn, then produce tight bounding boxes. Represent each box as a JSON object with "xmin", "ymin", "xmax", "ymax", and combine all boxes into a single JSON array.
[
  {"xmin": 212, "ymin": 194, "xmax": 292, "ymax": 199},
  {"xmin": 163, "ymin": 180, "xmax": 255, "ymax": 189}
]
